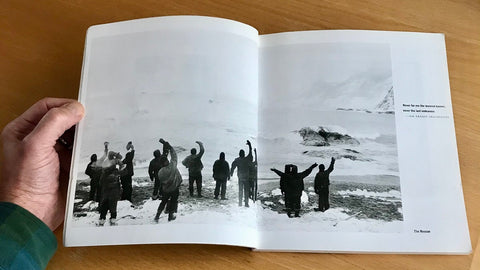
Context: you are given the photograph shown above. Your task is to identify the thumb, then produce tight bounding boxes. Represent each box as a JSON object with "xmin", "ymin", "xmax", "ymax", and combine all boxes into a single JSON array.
[{"xmin": 24, "ymin": 102, "xmax": 84, "ymax": 149}]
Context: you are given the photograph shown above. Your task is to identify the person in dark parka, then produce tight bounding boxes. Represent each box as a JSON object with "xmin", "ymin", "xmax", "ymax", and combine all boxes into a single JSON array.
[
  {"xmin": 213, "ymin": 152, "xmax": 230, "ymax": 200},
  {"xmin": 85, "ymin": 154, "xmax": 102, "ymax": 202},
  {"xmin": 230, "ymin": 140, "xmax": 253, "ymax": 207},
  {"xmin": 99, "ymin": 151, "xmax": 124, "ymax": 226},
  {"xmin": 271, "ymin": 163, "xmax": 317, "ymax": 217},
  {"xmin": 279, "ymin": 164, "xmax": 292, "ymax": 210},
  {"xmin": 155, "ymin": 139, "xmax": 183, "ymax": 222},
  {"xmin": 182, "ymin": 141, "xmax": 205, "ymax": 197},
  {"xmin": 149, "ymin": 149, "xmax": 166, "ymax": 200},
  {"xmin": 120, "ymin": 141, "xmax": 135, "ymax": 202},
  {"xmin": 314, "ymin": 157, "xmax": 335, "ymax": 212},
  {"xmin": 249, "ymin": 148, "xmax": 258, "ymax": 201}
]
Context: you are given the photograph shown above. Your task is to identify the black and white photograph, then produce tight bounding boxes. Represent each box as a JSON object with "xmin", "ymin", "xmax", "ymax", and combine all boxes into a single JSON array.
[
  {"xmin": 64, "ymin": 17, "xmax": 469, "ymax": 253},
  {"xmin": 68, "ymin": 17, "xmax": 261, "ymax": 242},
  {"xmin": 257, "ymin": 41, "xmax": 402, "ymax": 233}
]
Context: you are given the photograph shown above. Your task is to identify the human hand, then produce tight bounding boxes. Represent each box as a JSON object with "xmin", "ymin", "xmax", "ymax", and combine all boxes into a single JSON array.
[
  {"xmin": 195, "ymin": 141, "xmax": 203, "ymax": 145},
  {"xmin": 311, "ymin": 163, "xmax": 318, "ymax": 168},
  {"xmin": 246, "ymin": 140, "xmax": 251, "ymax": 146},
  {"xmin": 0, "ymin": 98, "xmax": 84, "ymax": 230}
]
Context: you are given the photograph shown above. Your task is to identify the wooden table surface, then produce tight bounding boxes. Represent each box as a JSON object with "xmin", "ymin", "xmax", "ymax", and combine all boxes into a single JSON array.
[{"xmin": 1, "ymin": 1, "xmax": 479, "ymax": 269}]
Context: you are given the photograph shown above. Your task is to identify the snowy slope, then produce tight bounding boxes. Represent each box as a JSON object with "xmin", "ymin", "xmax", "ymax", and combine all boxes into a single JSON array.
[{"xmin": 375, "ymin": 86, "xmax": 394, "ymax": 112}]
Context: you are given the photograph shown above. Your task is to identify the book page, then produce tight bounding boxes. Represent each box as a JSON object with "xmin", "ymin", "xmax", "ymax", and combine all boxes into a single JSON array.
[
  {"xmin": 256, "ymin": 30, "xmax": 470, "ymax": 253},
  {"xmin": 64, "ymin": 16, "xmax": 260, "ymax": 247}
]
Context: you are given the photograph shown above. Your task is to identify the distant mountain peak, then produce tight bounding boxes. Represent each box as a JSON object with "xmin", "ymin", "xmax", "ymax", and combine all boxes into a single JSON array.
[
  {"xmin": 336, "ymin": 86, "xmax": 395, "ymax": 114},
  {"xmin": 375, "ymin": 86, "xmax": 394, "ymax": 112}
]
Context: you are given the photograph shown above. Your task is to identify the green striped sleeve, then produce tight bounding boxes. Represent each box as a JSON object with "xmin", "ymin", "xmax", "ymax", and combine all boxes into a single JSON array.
[{"xmin": 0, "ymin": 202, "xmax": 57, "ymax": 270}]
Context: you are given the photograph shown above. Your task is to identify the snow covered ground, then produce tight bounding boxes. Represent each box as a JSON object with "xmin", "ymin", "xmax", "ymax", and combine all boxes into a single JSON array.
[
  {"xmin": 73, "ymin": 176, "xmax": 258, "ymax": 229},
  {"xmin": 256, "ymin": 179, "xmax": 403, "ymax": 233},
  {"xmin": 259, "ymin": 207, "xmax": 402, "ymax": 233},
  {"xmin": 73, "ymin": 174, "xmax": 402, "ymax": 234}
]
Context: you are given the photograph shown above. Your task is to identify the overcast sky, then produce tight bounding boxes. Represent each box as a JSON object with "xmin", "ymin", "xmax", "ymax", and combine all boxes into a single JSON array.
[{"xmin": 260, "ymin": 42, "xmax": 392, "ymax": 111}]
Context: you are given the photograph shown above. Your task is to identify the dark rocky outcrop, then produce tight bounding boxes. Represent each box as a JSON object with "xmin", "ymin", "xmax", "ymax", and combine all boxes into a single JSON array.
[{"xmin": 298, "ymin": 127, "xmax": 359, "ymax": 146}]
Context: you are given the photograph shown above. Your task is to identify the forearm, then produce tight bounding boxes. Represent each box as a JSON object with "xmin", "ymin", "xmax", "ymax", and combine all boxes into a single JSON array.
[
  {"xmin": 198, "ymin": 143, "xmax": 205, "ymax": 156},
  {"xmin": 301, "ymin": 167, "xmax": 314, "ymax": 178},
  {"xmin": 170, "ymin": 146, "xmax": 177, "ymax": 166},
  {"xmin": 328, "ymin": 160, "xmax": 335, "ymax": 172},
  {"xmin": 272, "ymin": 169, "xmax": 283, "ymax": 177}
]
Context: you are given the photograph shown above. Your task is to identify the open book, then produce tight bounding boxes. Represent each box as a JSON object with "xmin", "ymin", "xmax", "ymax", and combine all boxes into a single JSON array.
[{"xmin": 65, "ymin": 16, "xmax": 471, "ymax": 253}]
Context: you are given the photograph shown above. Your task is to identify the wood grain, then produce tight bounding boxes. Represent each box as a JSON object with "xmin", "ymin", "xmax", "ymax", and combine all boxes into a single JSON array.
[{"xmin": 1, "ymin": 1, "xmax": 479, "ymax": 269}]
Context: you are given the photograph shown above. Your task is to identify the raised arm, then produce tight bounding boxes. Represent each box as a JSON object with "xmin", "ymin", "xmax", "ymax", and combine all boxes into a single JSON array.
[
  {"xmin": 270, "ymin": 168, "xmax": 285, "ymax": 177},
  {"xmin": 253, "ymin": 148, "xmax": 257, "ymax": 165},
  {"xmin": 159, "ymin": 138, "xmax": 176, "ymax": 167},
  {"xmin": 103, "ymin": 142, "xmax": 108, "ymax": 155},
  {"xmin": 246, "ymin": 140, "xmax": 253, "ymax": 161},
  {"xmin": 159, "ymin": 138, "xmax": 169, "ymax": 157},
  {"xmin": 299, "ymin": 163, "xmax": 318, "ymax": 179},
  {"xmin": 97, "ymin": 142, "xmax": 109, "ymax": 163},
  {"xmin": 196, "ymin": 141, "xmax": 205, "ymax": 158},
  {"xmin": 169, "ymin": 143, "xmax": 177, "ymax": 168},
  {"xmin": 327, "ymin": 157, "xmax": 335, "ymax": 173}
]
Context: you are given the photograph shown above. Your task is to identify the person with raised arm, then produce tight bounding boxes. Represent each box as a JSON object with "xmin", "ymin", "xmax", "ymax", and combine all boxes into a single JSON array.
[
  {"xmin": 279, "ymin": 164, "xmax": 291, "ymax": 210},
  {"xmin": 98, "ymin": 145, "xmax": 124, "ymax": 226},
  {"xmin": 271, "ymin": 163, "xmax": 318, "ymax": 218},
  {"xmin": 249, "ymin": 148, "xmax": 258, "ymax": 201},
  {"xmin": 182, "ymin": 141, "xmax": 205, "ymax": 197},
  {"xmin": 120, "ymin": 141, "xmax": 135, "ymax": 202},
  {"xmin": 155, "ymin": 139, "xmax": 182, "ymax": 222},
  {"xmin": 314, "ymin": 157, "xmax": 335, "ymax": 212},
  {"xmin": 94, "ymin": 142, "xmax": 109, "ymax": 201},
  {"xmin": 230, "ymin": 140, "xmax": 253, "ymax": 207}
]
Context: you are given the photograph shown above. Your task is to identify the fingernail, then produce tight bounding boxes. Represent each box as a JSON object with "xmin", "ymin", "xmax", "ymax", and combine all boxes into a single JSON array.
[{"xmin": 63, "ymin": 102, "xmax": 85, "ymax": 117}]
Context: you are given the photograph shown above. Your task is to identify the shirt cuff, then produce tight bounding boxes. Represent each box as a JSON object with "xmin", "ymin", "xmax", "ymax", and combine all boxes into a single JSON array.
[{"xmin": 0, "ymin": 202, "xmax": 58, "ymax": 270}]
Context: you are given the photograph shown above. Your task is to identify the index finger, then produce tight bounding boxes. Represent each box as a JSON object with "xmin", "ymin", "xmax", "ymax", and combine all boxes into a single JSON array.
[{"xmin": 3, "ymin": 98, "xmax": 77, "ymax": 140}]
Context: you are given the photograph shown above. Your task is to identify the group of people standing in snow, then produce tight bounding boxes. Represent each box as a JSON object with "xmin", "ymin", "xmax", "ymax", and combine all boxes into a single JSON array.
[
  {"xmin": 84, "ymin": 136, "xmax": 333, "ymax": 225},
  {"xmin": 85, "ymin": 141, "xmax": 135, "ymax": 226},
  {"xmin": 85, "ymin": 139, "xmax": 258, "ymax": 225},
  {"xmin": 270, "ymin": 157, "xmax": 335, "ymax": 218}
]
